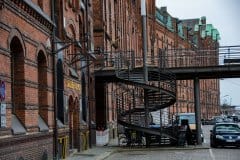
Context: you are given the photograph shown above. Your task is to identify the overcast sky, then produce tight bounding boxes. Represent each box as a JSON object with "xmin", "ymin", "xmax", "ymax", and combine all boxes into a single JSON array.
[{"xmin": 156, "ymin": 0, "xmax": 240, "ymax": 106}]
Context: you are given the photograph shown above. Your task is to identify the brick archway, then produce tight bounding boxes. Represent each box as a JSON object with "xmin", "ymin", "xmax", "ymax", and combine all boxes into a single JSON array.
[
  {"xmin": 10, "ymin": 35, "xmax": 25, "ymax": 124},
  {"xmin": 68, "ymin": 96, "xmax": 80, "ymax": 150},
  {"xmin": 37, "ymin": 50, "xmax": 48, "ymax": 125},
  {"xmin": 8, "ymin": 28, "xmax": 26, "ymax": 57}
]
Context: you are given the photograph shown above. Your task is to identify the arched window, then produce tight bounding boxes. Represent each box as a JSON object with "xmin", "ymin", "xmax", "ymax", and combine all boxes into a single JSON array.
[
  {"xmin": 37, "ymin": 51, "xmax": 48, "ymax": 124},
  {"xmin": 10, "ymin": 37, "xmax": 25, "ymax": 113},
  {"xmin": 81, "ymin": 73, "xmax": 87, "ymax": 122},
  {"xmin": 57, "ymin": 59, "xmax": 64, "ymax": 123}
]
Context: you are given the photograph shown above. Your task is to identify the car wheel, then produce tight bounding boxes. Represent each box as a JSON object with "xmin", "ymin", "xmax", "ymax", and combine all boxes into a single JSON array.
[{"xmin": 210, "ymin": 141, "xmax": 216, "ymax": 148}]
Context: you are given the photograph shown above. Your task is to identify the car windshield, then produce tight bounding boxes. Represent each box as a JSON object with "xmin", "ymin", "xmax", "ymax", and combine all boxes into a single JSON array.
[
  {"xmin": 215, "ymin": 124, "xmax": 240, "ymax": 133},
  {"xmin": 179, "ymin": 115, "xmax": 195, "ymax": 124}
]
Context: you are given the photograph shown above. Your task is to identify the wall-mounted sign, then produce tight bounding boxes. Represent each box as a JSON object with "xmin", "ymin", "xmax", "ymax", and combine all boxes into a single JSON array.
[
  {"xmin": 1, "ymin": 116, "xmax": 6, "ymax": 127},
  {"xmin": 65, "ymin": 80, "xmax": 81, "ymax": 91},
  {"xmin": 0, "ymin": 80, "xmax": 5, "ymax": 101}
]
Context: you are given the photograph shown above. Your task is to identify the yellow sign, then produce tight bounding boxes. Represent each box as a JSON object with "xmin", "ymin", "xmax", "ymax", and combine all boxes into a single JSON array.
[{"xmin": 65, "ymin": 80, "xmax": 81, "ymax": 91}]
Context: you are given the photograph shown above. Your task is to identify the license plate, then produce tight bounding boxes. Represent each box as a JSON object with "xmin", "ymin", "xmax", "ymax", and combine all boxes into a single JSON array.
[{"xmin": 226, "ymin": 139, "xmax": 235, "ymax": 142}]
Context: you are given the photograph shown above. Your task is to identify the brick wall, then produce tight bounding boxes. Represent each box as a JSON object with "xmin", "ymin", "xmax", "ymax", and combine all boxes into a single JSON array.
[
  {"xmin": 0, "ymin": 0, "xmax": 55, "ymax": 158},
  {"xmin": 0, "ymin": 133, "xmax": 53, "ymax": 160}
]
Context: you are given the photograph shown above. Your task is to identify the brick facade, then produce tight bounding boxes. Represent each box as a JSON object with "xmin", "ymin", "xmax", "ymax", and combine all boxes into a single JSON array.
[
  {"xmin": 0, "ymin": 0, "xmax": 220, "ymax": 159},
  {"xmin": 92, "ymin": 0, "xmax": 220, "ymax": 137},
  {"xmin": 0, "ymin": 0, "xmax": 54, "ymax": 159},
  {"xmin": 153, "ymin": 7, "xmax": 220, "ymax": 119},
  {"xmin": 0, "ymin": 0, "xmax": 94, "ymax": 159}
]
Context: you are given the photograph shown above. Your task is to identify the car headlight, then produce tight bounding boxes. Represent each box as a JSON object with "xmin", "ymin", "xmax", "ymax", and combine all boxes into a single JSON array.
[
  {"xmin": 216, "ymin": 135, "xmax": 224, "ymax": 139},
  {"xmin": 237, "ymin": 136, "xmax": 240, "ymax": 139}
]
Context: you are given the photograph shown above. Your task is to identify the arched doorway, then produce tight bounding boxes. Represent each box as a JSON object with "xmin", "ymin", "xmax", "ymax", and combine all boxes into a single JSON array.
[{"xmin": 69, "ymin": 96, "xmax": 79, "ymax": 150}]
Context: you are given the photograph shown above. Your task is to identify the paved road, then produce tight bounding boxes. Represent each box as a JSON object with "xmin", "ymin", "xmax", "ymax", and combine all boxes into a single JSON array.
[
  {"xmin": 106, "ymin": 148, "xmax": 240, "ymax": 160},
  {"xmin": 106, "ymin": 125, "xmax": 240, "ymax": 160}
]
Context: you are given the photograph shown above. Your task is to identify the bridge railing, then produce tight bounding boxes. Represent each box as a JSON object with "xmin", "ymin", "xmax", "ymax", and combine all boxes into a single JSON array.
[
  {"xmin": 159, "ymin": 46, "xmax": 240, "ymax": 68},
  {"xmin": 94, "ymin": 46, "xmax": 240, "ymax": 71},
  {"xmin": 94, "ymin": 50, "xmax": 135, "ymax": 70},
  {"xmin": 219, "ymin": 46, "xmax": 240, "ymax": 65}
]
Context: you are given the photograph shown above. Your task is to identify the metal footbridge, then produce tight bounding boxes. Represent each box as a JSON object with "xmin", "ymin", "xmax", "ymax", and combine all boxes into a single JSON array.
[{"xmin": 163, "ymin": 46, "xmax": 240, "ymax": 79}]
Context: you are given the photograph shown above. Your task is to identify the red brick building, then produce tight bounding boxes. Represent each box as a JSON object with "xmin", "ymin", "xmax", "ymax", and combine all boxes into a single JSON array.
[
  {"xmin": 92, "ymin": 0, "xmax": 143, "ymax": 140},
  {"xmin": 0, "ymin": 0, "xmax": 95, "ymax": 159},
  {"xmin": 92, "ymin": 0, "xmax": 220, "ymax": 137},
  {"xmin": 0, "ymin": 0, "xmax": 54, "ymax": 159},
  {"xmin": 0, "ymin": 0, "xmax": 221, "ymax": 159},
  {"xmin": 156, "ymin": 9, "xmax": 220, "ymax": 119}
]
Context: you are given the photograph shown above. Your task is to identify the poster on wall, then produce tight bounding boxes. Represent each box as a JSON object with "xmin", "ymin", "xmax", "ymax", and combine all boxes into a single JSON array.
[{"xmin": 0, "ymin": 80, "xmax": 5, "ymax": 101}]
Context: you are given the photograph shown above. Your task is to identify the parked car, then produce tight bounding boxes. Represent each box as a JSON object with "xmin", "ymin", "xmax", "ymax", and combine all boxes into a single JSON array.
[
  {"xmin": 212, "ymin": 116, "xmax": 224, "ymax": 124},
  {"xmin": 227, "ymin": 115, "xmax": 239, "ymax": 123},
  {"xmin": 210, "ymin": 123, "xmax": 240, "ymax": 148}
]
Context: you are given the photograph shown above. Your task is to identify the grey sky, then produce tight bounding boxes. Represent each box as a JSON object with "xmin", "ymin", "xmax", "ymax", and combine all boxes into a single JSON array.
[{"xmin": 156, "ymin": 0, "xmax": 240, "ymax": 106}]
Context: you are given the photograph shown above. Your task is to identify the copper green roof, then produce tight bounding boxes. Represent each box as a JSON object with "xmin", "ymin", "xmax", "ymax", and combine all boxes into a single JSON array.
[
  {"xmin": 194, "ymin": 24, "xmax": 199, "ymax": 32},
  {"xmin": 178, "ymin": 23, "xmax": 184, "ymax": 38},
  {"xmin": 156, "ymin": 8, "xmax": 174, "ymax": 32},
  {"xmin": 201, "ymin": 24, "xmax": 220, "ymax": 41},
  {"xmin": 167, "ymin": 15, "xmax": 174, "ymax": 31},
  {"xmin": 156, "ymin": 8, "xmax": 166, "ymax": 25},
  {"xmin": 212, "ymin": 29, "xmax": 221, "ymax": 40},
  {"xmin": 155, "ymin": 7, "xmax": 220, "ymax": 42}
]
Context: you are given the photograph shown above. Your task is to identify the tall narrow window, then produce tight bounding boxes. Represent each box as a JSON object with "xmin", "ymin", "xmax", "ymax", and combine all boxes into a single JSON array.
[
  {"xmin": 10, "ymin": 37, "xmax": 25, "ymax": 114},
  {"xmin": 81, "ymin": 73, "xmax": 87, "ymax": 122},
  {"xmin": 57, "ymin": 59, "xmax": 64, "ymax": 123},
  {"xmin": 37, "ymin": 51, "xmax": 48, "ymax": 123}
]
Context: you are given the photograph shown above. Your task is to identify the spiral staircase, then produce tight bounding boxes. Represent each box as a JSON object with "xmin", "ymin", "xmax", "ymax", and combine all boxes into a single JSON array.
[{"xmin": 95, "ymin": 50, "xmax": 177, "ymax": 145}]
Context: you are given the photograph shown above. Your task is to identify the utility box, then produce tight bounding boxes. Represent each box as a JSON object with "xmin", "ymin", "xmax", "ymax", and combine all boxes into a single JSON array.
[{"xmin": 96, "ymin": 129, "xmax": 109, "ymax": 146}]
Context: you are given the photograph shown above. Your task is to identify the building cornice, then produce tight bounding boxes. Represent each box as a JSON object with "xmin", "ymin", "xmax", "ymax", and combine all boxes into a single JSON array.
[{"xmin": 5, "ymin": 0, "xmax": 54, "ymax": 32}]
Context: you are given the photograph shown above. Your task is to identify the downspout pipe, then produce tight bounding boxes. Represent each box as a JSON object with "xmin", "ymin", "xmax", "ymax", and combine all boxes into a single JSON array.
[
  {"xmin": 85, "ymin": 0, "xmax": 92, "ymax": 148},
  {"xmin": 51, "ymin": 0, "xmax": 58, "ymax": 159},
  {"xmin": 141, "ymin": 0, "xmax": 150, "ymax": 147},
  {"xmin": 141, "ymin": 0, "xmax": 148, "ymax": 82}
]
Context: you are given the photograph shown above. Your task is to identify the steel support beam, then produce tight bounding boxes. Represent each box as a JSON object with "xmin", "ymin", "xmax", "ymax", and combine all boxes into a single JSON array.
[{"xmin": 194, "ymin": 77, "xmax": 202, "ymax": 145}]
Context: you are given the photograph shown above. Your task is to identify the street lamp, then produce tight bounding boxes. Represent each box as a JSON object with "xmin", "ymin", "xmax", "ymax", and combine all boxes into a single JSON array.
[
  {"xmin": 221, "ymin": 94, "xmax": 231, "ymax": 105},
  {"xmin": 220, "ymin": 95, "xmax": 232, "ymax": 115}
]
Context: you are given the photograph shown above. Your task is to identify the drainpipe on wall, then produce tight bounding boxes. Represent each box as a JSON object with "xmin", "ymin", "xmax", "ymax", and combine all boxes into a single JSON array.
[
  {"xmin": 51, "ymin": 0, "xmax": 59, "ymax": 159},
  {"xmin": 85, "ymin": 0, "xmax": 92, "ymax": 148},
  {"xmin": 141, "ymin": 0, "xmax": 150, "ymax": 147}
]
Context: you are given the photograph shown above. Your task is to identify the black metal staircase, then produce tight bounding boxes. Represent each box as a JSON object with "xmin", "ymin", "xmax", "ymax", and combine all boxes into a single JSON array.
[{"xmin": 94, "ymin": 50, "xmax": 177, "ymax": 146}]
